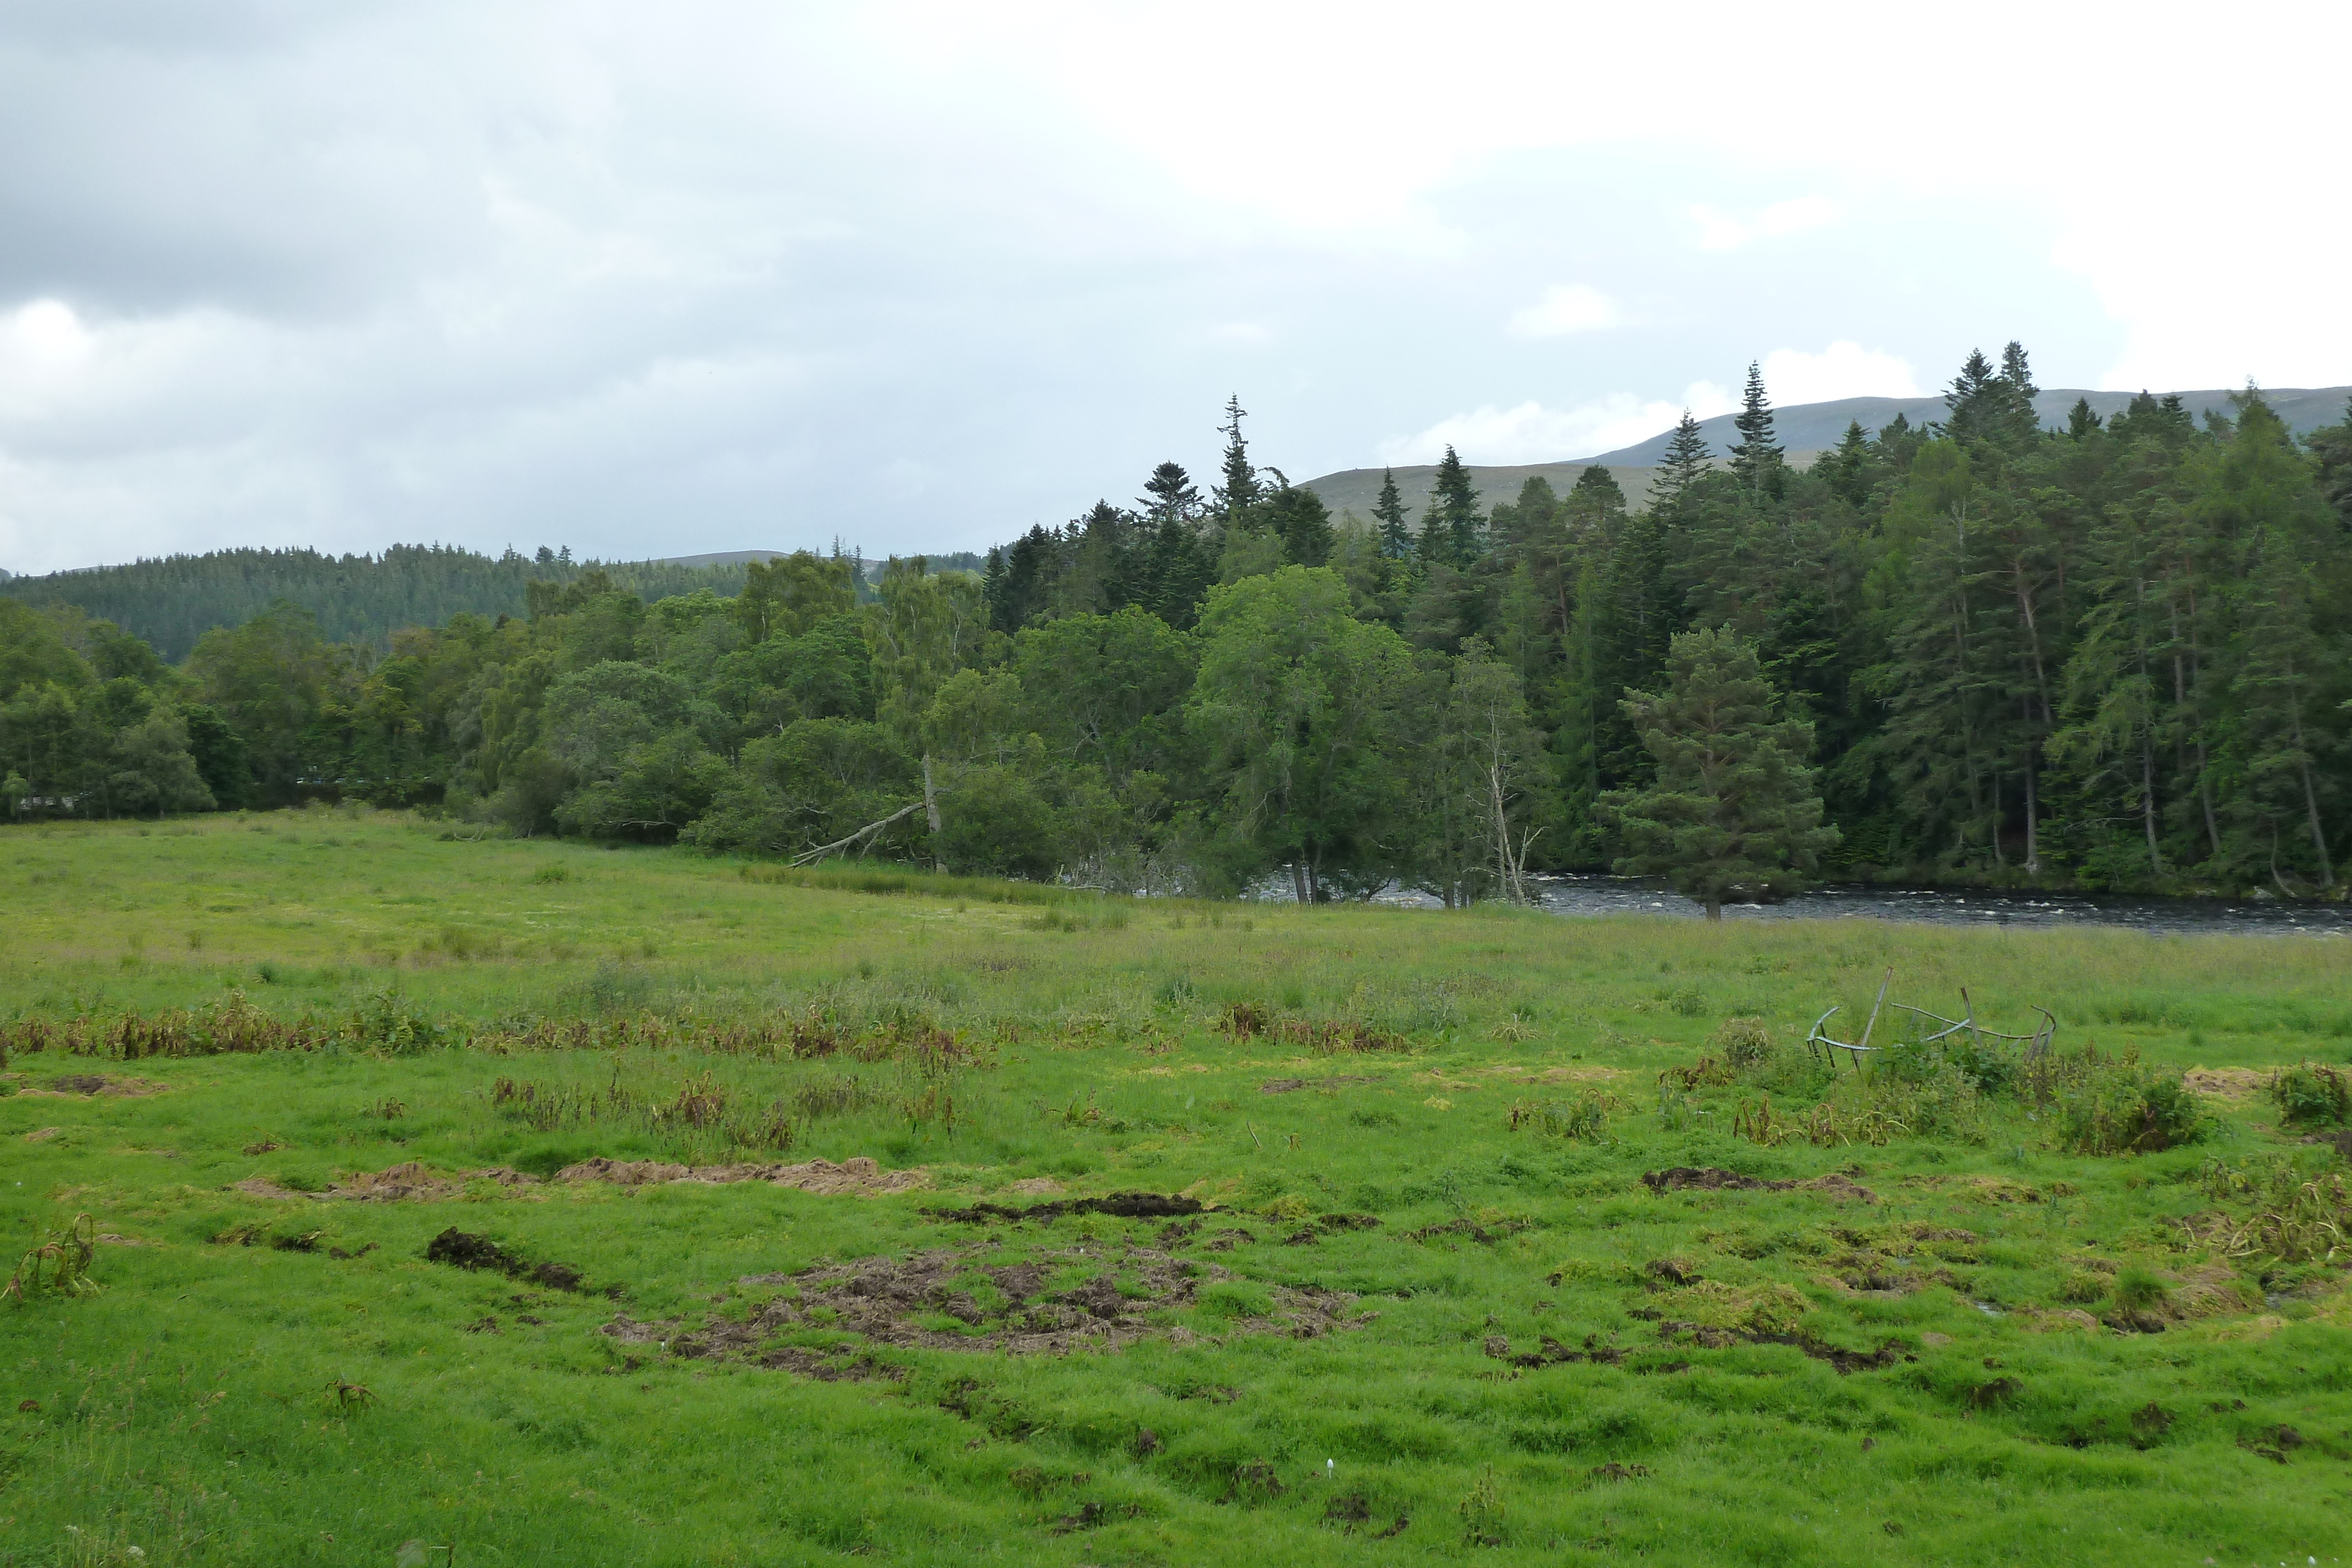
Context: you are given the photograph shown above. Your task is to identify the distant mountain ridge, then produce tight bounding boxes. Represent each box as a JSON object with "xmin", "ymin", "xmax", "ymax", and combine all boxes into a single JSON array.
[
  {"xmin": 1302, "ymin": 385, "xmax": 2352, "ymax": 526},
  {"xmin": 1579, "ymin": 385, "xmax": 2351, "ymax": 466}
]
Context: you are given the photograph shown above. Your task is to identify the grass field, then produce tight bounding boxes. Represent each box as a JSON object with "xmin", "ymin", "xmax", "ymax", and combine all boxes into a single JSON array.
[{"xmin": 2, "ymin": 807, "xmax": 2350, "ymax": 1566}]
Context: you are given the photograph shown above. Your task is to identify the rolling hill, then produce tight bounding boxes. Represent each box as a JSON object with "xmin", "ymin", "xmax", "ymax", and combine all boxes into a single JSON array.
[{"xmin": 1302, "ymin": 385, "xmax": 2352, "ymax": 524}]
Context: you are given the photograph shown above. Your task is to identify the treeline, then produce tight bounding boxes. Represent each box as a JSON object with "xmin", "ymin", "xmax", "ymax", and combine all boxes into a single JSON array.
[
  {"xmin": 5, "ymin": 353, "xmax": 2350, "ymax": 900},
  {"xmin": 0, "ymin": 545, "xmax": 762, "ymax": 661}
]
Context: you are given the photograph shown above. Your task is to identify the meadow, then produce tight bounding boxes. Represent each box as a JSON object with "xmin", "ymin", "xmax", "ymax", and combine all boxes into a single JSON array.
[{"xmin": 2, "ymin": 808, "xmax": 2349, "ymax": 1566}]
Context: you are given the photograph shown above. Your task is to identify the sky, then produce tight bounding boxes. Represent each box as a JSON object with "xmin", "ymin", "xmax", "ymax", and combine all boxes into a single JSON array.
[{"xmin": 2, "ymin": 0, "xmax": 2348, "ymax": 574}]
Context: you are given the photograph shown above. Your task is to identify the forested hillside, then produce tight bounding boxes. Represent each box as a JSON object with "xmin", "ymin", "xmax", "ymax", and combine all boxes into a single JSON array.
[
  {"xmin": 0, "ymin": 545, "xmax": 757, "ymax": 661},
  {"xmin": 5, "ymin": 350, "xmax": 2350, "ymax": 900}
]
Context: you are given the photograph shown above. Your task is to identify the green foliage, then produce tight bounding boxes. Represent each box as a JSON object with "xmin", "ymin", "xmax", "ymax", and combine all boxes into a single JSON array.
[
  {"xmin": 2270, "ymin": 1061, "xmax": 2352, "ymax": 1125},
  {"xmin": 4, "ymin": 1213, "xmax": 101, "ymax": 1303},
  {"xmin": 2053, "ymin": 1062, "xmax": 2207, "ymax": 1155},
  {"xmin": 9, "ymin": 379, "xmax": 2352, "ymax": 901},
  {"xmin": 1600, "ymin": 626, "xmax": 1838, "ymax": 917}
]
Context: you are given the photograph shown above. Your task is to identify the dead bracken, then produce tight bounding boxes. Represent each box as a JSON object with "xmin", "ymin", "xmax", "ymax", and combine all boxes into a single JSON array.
[{"xmin": 604, "ymin": 1242, "xmax": 1365, "ymax": 1363}]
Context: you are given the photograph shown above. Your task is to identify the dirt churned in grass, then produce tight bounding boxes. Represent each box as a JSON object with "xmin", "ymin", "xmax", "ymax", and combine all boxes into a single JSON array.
[{"xmin": 1, "ymin": 813, "xmax": 2350, "ymax": 1565}]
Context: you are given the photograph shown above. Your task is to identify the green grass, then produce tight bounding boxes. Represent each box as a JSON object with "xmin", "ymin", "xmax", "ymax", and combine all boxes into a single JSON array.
[{"xmin": 2, "ymin": 808, "xmax": 2350, "ymax": 1566}]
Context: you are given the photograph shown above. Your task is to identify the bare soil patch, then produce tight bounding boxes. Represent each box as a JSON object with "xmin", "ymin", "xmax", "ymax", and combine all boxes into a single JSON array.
[
  {"xmin": 1642, "ymin": 1167, "xmax": 1877, "ymax": 1203},
  {"xmin": 1258, "ymin": 1076, "xmax": 1374, "ymax": 1095},
  {"xmin": 609, "ymin": 1241, "xmax": 1364, "ymax": 1363},
  {"xmin": 19, "ymin": 1074, "xmax": 168, "ymax": 1098},
  {"xmin": 556, "ymin": 1155, "xmax": 924, "ymax": 1194},
  {"xmin": 424, "ymin": 1226, "xmax": 591, "ymax": 1292},
  {"xmin": 929, "ymin": 1192, "xmax": 1205, "ymax": 1224}
]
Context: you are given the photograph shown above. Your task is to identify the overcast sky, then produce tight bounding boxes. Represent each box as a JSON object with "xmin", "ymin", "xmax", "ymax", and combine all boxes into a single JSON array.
[{"xmin": 2, "ymin": 1, "xmax": 2347, "ymax": 574}]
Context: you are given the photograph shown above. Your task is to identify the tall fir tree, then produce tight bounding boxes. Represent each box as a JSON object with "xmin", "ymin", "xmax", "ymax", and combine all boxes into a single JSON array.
[
  {"xmin": 1424, "ymin": 445, "xmax": 1484, "ymax": 565},
  {"xmin": 1371, "ymin": 468, "xmax": 1414, "ymax": 559},
  {"xmin": 1727, "ymin": 362, "xmax": 1782, "ymax": 490},
  {"xmin": 1653, "ymin": 411, "xmax": 1713, "ymax": 511}
]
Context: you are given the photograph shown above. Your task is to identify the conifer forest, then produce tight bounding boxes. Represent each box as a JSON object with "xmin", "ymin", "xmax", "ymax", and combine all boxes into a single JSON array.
[{"xmin": 6, "ymin": 349, "xmax": 2351, "ymax": 904}]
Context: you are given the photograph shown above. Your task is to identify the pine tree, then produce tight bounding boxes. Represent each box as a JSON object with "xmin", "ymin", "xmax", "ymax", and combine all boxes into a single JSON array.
[
  {"xmin": 2066, "ymin": 397, "xmax": 2103, "ymax": 440},
  {"xmin": 1565, "ymin": 464, "xmax": 1628, "ymax": 530},
  {"xmin": 1212, "ymin": 396, "xmax": 1261, "ymax": 521},
  {"xmin": 1598, "ymin": 625, "xmax": 1838, "ymax": 918},
  {"xmin": 1371, "ymin": 469, "xmax": 1413, "ymax": 559},
  {"xmin": 1138, "ymin": 461, "xmax": 1202, "ymax": 524},
  {"xmin": 1727, "ymin": 363, "xmax": 1782, "ymax": 490}
]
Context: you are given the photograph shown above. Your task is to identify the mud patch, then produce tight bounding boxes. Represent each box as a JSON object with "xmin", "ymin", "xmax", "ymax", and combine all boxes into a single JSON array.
[
  {"xmin": 1652, "ymin": 1320, "xmax": 1906, "ymax": 1374},
  {"xmin": 1258, "ymin": 1076, "xmax": 1374, "ymax": 1095},
  {"xmin": 625, "ymin": 1242, "xmax": 1365, "ymax": 1362},
  {"xmin": 1482, "ymin": 1333, "xmax": 1626, "ymax": 1369},
  {"xmin": 556, "ymin": 1155, "xmax": 924, "ymax": 1195},
  {"xmin": 19, "ymin": 1074, "xmax": 168, "ymax": 1099},
  {"xmin": 1642, "ymin": 1167, "xmax": 1877, "ymax": 1203},
  {"xmin": 929, "ymin": 1192, "xmax": 1205, "ymax": 1224},
  {"xmin": 423, "ymin": 1226, "xmax": 592, "ymax": 1292}
]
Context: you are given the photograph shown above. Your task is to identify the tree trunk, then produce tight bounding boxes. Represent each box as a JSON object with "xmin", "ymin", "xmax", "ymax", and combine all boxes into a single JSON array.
[
  {"xmin": 921, "ymin": 752, "xmax": 942, "ymax": 872},
  {"xmin": 1703, "ymin": 892, "xmax": 1722, "ymax": 921},
  {"xmin": 2140, "ymin": 730, "xmax": 2163, "ymax": 875},
  {"xmin": 2196, "ymin": 741, "xmax": 2223, "ymax": 860},
  {"xmin": 2295, "ymin": 751, "xmax": 2335, "ymax": 888},
  {"xmin": 2020, "ymin": 746, "xmax": 2039, "ymax": 875},
  {"xmin": 1289, "ymin": 861, "xmax": 1309, "ymax": 905}
]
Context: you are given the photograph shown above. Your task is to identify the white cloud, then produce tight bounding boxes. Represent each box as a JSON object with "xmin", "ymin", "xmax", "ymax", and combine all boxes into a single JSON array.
[
  {"xmin": 4, "ymin": 2, "xmax": 2351, "ymax": 576},
  {"xmin": 1688, "ymin": 196, "xmax": 1842, "ymax": 252},
  {"xmin": 1506, "ymin": 283, "xmax": 1622, "ymax": 337},
  {"xmin": 1756, "ymin": 342, "xmax": 1920, "ymax": 405},
  {"xmin": 1381, "ymin": 382, "xmax": 1735, "ymax": 466}
]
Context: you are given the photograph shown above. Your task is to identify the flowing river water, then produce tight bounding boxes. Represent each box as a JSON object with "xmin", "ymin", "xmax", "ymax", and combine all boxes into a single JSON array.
[{"xmin": 1360, "ymin": 874, "xmax": 2352, "ymax": 937}]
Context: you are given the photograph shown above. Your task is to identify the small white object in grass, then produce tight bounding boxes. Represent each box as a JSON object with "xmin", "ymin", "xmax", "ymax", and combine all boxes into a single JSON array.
[{"xmin": 1327, "ymin": 1459, "xmax": 1334, "ymax": 1476}]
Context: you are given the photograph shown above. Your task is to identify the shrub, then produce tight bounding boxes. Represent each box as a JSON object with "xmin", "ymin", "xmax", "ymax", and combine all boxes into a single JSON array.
[
  {"xmin": 2270, "ymin": 1062, "xmax": 2351, "ymax": 1127},
  {"xmin": 1509, "ymin": 1089, "xmax": 1620, "ymax": 1142},
  {"xmin": 1712, "ymin": 1016, "xmax": 1775, "ymax": 1069},
  {"xmin": 2056, "ymin": 1069, "xmax": 2207, "ymax": 1155}
]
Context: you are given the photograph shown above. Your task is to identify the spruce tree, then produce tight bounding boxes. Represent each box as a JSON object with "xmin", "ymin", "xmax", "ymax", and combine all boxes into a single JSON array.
[
  {"xmin": 1943, "ymin": 347, "xmax": 2041, "ymax": 448},
  {"xmin": 1598, "ymin": 625, "xmax": 1838, "ymax": 918},
  {"xmin": 1425, "ymin": 446, "xmax": 1484, "ymax": 564},
  {"xmin": 1822, "ymin": 420, "xmax": 1873, "ymax": 507},
  {"xmin": 1654, "ymin": 410, "xmax": 1713, "ymax": 510},
  {"xmin": 1372, "ymin": 468, "xmax": 1414, "ymax": 559},
  {"xmin": 1727, "ymin": 362, "xmax": 1782, "ymax": 490}
]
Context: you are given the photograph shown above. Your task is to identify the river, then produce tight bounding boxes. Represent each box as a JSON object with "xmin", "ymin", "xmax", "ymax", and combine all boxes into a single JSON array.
[{"xmin": 1369, "ymin": 874, "xmax": 2352, "ymax": 937}]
